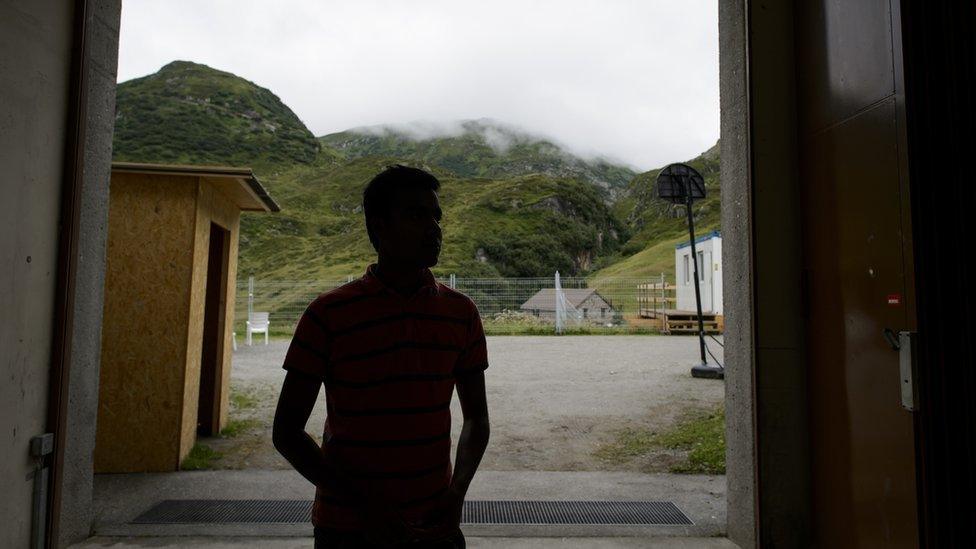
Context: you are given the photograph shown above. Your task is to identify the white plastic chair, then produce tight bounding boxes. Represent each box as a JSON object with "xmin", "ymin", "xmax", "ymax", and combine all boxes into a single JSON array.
[{"xmin": 246, "ymin": 312, "xmax": 270, "ymax": 345}]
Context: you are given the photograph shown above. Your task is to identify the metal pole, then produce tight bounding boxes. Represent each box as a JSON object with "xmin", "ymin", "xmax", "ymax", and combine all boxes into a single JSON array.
[
  {"xmin": 248, "ymin": 275, "xmax": 254, "ymax": 319},
  {"xmin": 685, "ymin": 192, "xmax": 708, "ymax": 366},
  {"xmin": 30, "ymin": 434, "xmax": 53, "ymax": 549},
  {"xmin": 554, "ymin": 271, "xmax": 563, "ymax": 334}
]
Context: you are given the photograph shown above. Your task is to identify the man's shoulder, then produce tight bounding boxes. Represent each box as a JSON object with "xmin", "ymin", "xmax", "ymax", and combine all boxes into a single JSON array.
[
  {"xmin": 432, "ymin": 283, "xmax": 479, "ymax": 314},
  {"xmin": 308, "ymin": 279, "xmax": 369, "ymax": 312}
]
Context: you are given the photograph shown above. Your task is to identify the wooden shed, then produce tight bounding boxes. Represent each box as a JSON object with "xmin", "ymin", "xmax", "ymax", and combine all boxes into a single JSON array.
[{"xmin": 94, "ymin": 163, "xmax": 279, "ymax": 473}]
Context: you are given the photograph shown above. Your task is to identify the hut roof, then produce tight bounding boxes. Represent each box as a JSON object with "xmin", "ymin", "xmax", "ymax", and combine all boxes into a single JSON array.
[
  {"xmin": 111, "ymin": 162, "xmax": 280, "ymax": 212},
  {"xmin": 519, "ymin": 288, "xmax": 611, "ymax": 311}
]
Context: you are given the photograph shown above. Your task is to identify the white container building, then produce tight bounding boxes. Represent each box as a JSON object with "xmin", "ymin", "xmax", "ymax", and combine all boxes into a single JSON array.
[{"xmin": 675, "ymin": 230, "xmax": 723, "ymax": 314}]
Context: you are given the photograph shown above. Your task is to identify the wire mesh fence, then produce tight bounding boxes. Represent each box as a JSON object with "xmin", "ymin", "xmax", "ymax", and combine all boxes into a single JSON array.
[{"xmin": 233, "ymin": 273, "xmax": 677, "ymax": 336}]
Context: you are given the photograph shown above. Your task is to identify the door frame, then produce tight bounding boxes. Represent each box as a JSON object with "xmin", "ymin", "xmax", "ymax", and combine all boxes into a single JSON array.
[
  {"xmin": 44, "ymin": 0, "xmax": 973, "ymax": 546},
  {"xmin": 46, "ymin": 0, "xmax": 93, "ymax": 545},
  {"xmin": 197, "ymin": 222, "xmax": 231, "ymax": 436},
  {"xmin": 722, "ymin": 1, "xmax": 976, "ymax": 547},
  {"xmin": 721, "ymin": 0, "xmax": 817, "ymax": 546}
]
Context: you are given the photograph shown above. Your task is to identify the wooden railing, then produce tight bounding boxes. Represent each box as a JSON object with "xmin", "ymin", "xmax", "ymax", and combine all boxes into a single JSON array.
[{"xmin": 636, "ymin": 275, "xmax": 677, "ymax": 318}]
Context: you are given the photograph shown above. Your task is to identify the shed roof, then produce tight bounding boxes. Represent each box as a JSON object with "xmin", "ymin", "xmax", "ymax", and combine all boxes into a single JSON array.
[
  {"xmin": 519, "ymin": 288, "xmax": 612, "ymax": 311},
  {"xmin": 111, "ymin": 162, "xmax": 280, "ymax": 212}
]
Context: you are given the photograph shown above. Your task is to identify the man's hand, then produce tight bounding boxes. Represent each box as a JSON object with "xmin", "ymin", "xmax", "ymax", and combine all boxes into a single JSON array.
[
  {"xmin": 409, "ymin": 369, "xmax": 489, "ymax": 542},
  {"xmin": 411, "ymin": 485, "xmax": 465, "ymax": 541},
  {"xmin": 273, "ymin": 370, "xmax": 329, "ymax": 488},
  {"xmin": 358, "ymin": 499, "xmax": 417, "ymax": 548}
]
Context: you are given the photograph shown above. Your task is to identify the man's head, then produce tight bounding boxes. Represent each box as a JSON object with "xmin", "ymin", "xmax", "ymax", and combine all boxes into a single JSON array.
[{"xmin": 362, "ymin": 165, "xmax": 443, "ymax": 268}]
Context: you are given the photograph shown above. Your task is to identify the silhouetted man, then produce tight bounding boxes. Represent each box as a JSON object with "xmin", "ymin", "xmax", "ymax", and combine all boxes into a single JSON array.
[{"xmin": 273, "ymin": 165, "xmax": 490, "ymax": 548}]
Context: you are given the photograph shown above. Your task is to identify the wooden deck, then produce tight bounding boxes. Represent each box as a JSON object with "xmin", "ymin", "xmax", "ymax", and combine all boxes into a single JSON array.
[
  {"xmin": 637, "ymin": 308, "xmax": 724, "ymax": 335},
  {"xmin": 636, "ymin": 281, "xmax": 723, "ymax": 334}
]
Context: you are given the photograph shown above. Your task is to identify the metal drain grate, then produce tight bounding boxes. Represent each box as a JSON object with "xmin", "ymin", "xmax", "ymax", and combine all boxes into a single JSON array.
[
  {"xmin": 132, "ymin": 499, "xmax": 693, "ymax": 526},
  {"xmin": 132, "ymin": 499, "xmax": 312, "ymax": 524},
  {"xmin": 463, "ymin": 500, "xmax": 692, "ymax": 525}
]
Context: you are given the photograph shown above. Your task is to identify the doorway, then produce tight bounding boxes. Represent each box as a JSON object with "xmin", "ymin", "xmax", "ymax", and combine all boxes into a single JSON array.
[
  {"xmin": 197, "ymin": 222, "xmax": 231, "ymax": 436},
  {"xmin": 29, "ymin": 0, "xmax": 976, "ymax": 546}
]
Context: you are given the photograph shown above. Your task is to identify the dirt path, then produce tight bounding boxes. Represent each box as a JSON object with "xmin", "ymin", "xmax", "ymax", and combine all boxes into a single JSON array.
[{"xmin": 204, "ymin": 335, "xmax": 725, "ymax": 472}]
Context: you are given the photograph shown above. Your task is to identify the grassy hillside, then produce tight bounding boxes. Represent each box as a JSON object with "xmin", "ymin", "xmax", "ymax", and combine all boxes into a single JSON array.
[
  {"xmin": 589, "ymin": 141, "xmax": 721, "ymax": 283},
  {"xmin": 113, "ymin": 61, "xmax": 320, "ymax": 168},
  {"xmin": 320, "ymin": 120, "xmax": 637, "ymax": 202},
  {"xmin": 113, "ymin": 61, "xmax": 718, "ymax": 284},
  {"xmin": 238, "ymin": 158, "xmax": 629, "ymax": 280}
]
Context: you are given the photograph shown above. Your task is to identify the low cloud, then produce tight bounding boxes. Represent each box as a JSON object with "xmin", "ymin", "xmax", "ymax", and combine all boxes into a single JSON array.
[
  {"xmin": 347, "ymin": 118, "xmax": 637, "ymax": 168},
  {"xmin": 118, "ymin": 0, "xmax": 719, "ymax": 170}
]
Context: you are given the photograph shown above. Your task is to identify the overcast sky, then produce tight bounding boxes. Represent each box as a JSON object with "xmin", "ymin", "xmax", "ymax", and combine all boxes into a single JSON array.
[{"xmin": 118, "ymin": 1, "xmax": 718, "ymax": 170}]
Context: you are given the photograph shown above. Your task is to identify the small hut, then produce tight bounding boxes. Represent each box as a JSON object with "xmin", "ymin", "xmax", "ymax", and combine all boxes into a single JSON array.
[
  {"xmin": 95, "ymin": 163, "xmax": 278, "ymax": 473},
  {"xmin": 519, "ymin": 288, "xmax": 616, "ymax": 322}
]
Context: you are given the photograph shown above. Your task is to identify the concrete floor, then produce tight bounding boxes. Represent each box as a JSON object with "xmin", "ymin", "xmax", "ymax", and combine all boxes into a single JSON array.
[
  {"xmin": 78, "ymin": 335, "xmax": 730, "ymax": 547},
  {"xmin": 86, "ymin": 469, "xmax": 726, "ymax": 543}
]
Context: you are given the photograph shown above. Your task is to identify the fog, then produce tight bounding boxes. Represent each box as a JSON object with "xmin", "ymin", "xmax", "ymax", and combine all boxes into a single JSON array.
[{"xmin": 118, "ymin": 0, "xmax": 719, "ymax": 170}]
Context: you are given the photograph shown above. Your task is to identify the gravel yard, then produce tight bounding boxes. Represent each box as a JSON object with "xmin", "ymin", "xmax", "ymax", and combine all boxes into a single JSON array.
[{"xmin": 204, "ymin": 336, "xmax": 725, "ymax": 472}]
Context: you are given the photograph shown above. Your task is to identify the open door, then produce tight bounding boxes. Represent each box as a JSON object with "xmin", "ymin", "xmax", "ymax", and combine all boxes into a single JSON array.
[
  {"xmin": 797, "ymin": 0, "xmax": 919, "ymax": 545},
  {"xmin": 197, "ymin": 223, "xmax": 231, "ymax": 436}
]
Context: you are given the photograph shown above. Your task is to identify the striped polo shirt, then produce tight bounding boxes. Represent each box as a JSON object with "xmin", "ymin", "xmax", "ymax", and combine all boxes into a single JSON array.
[{"xmin": 282, "ymin": 262, "xmax": 489, "ymax": 530}]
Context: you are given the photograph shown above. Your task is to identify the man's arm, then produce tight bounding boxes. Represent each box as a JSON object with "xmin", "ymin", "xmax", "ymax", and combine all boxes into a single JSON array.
[
  {"xmin": 420, "ymin": 369, "xmax": 490, "ymax": 537},
  {"xmin": 451, "ymin": 369, "xmax": 490, "ymax": 497},
  {"xmin": 274, "ymin": 363, "xmax": 415, "ymax": 546},
  {"xmin": 272, "ymin": 370, "xmax": 375, "ymax": 502},
  {"xmin": 271, "ymin": 370, "xmax": 338, "ymax": 491}
]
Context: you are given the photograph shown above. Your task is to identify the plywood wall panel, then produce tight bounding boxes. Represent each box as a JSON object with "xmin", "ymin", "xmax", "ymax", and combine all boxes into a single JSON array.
[
  {"xmin": 99, "ymin": 171, "xmax": 247, "ymax": 471},
  {"xmin": 178, "ymin": 178, "xmax": 208, "ymax": 462},
  {"xmin": 95, "ymin": 173, "xmax": 198, "ymax": 472}
]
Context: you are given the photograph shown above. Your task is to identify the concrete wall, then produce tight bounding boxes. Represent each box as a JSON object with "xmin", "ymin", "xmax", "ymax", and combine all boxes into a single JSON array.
[
  {"xmin": 59, "ymin": 1, "xmax": 121, "ymax": 545},
  {"xmin": 748, "ymin": 1, "xmax": 812, "ymax": 543},
  {"xmin": 0, "ymin": 2, "xmax": 74, "ymax": 546},
  {"xmin": 721, "ymin": 0, "xmax": 812, "ymax": 546},
  {"xmin": 719, "ymin": 0, "xmax": 756, "ymax": 546},
  {"xmin": 96, "ymin": 173, "xmax": 242, "ymax": 472}
]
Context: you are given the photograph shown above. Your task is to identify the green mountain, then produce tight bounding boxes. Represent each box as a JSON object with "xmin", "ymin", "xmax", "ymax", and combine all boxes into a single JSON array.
[
  {"xmin": 319, "ymin": 120, "xmax": 637, "ymax": 203},
  {"xmin": 236, "ymin": 157, "xmax": 629, "ymax": 280},
  {"xmin": 113, "ymin": 61, "xmax": 320, "ymax": 168},
  {"xmin": 112, "ymin": 62, "xmax": 639, "ymax": 279},
  {"xmin": 589, "ymin": 141, "xmax": 721, "ymax": 281}
]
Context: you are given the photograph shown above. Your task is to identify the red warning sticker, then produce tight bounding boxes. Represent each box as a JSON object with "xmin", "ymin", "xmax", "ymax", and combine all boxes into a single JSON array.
[{"xmin": 887, "ymin": 294, "xmax": 902, "ymax": 306}]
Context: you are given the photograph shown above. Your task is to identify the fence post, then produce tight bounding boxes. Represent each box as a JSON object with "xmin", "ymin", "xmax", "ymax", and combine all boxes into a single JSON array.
[
  {"xmin": 651, "ymin": 282, "xmax": 656, "ymax": 316},
  {"xmin": 660, "ymin": 273, "xmax": 666, "ymax": 311},
  {"xmin": 248, "ymin": 275, "xmax": 254, "ymax": 320},
  {"xmin": 450, "ymin": 273, "xmax": 456, "ymax": 289},
  {"xmin": 554, "ymin": 271, "xmax": 562, "ymax": 335}
]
